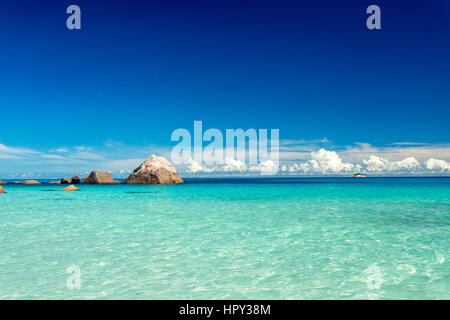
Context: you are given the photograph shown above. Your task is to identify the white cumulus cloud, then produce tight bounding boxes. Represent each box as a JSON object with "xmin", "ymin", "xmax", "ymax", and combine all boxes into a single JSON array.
[
  {"xmin": 186, "ymin": 159, "xmax": 216, "ymax": 173},
  {"xmin": 307, "ymin": 148, "xmax": 360, "ymax": 173},
  {"xmin": 425, "ymin": 159, "xmax": 450, "ymax": 172},
  {"xmin": 223, "ymin": 157, "xmax": 247, "ymax": 172},
  {"xmin": 363, "ymin": 156, "xmax": 421, "ymax": 172},
  {"xmin": 280, "ymin": 149, "xmax": 360, "ymax": 174},
  {"xmin": 248, "ymin": 160, "xmax": 279, "ymax": 175}
]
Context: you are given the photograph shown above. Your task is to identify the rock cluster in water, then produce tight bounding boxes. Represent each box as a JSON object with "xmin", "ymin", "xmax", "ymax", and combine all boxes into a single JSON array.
[
  {"xmin": 0, "ymin": 155, "xmax": 183, "ymax": 186},
  {"xmin": 61, "ymin": 175, "xmax": 80, "ymax": 184},
  {"xmin": 126, "ymin": 155, "xmax": 183, "ymax": 185}
]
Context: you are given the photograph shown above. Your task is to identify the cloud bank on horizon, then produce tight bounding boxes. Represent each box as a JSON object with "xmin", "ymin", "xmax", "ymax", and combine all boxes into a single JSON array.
[{"xmin": 1, "ymin": 140, "xmax": 450, "ymax": 178}]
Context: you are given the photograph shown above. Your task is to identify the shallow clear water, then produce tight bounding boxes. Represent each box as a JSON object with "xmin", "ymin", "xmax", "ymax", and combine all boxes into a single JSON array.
[{"xmin": 0, "ymin": 178, "xmax": 449, "ymax": 299}]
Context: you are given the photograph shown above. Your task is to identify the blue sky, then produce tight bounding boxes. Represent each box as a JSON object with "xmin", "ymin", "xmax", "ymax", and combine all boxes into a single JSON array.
[{"xmin": 0, "ymin": 0, "xmax": 449, "ymax": 177}]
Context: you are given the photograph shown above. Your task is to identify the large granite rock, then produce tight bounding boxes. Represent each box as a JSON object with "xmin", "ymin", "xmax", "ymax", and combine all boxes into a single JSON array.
[
  {"xmin": 81, "ymin": 171, "xmax": 120, "ymax": 184},
  {"xmin": 126, "ymin": 155, "xmax": 183, "ymax": 185},
  {"xmin": 0, "ymin": 186, "xmax": 5, "ymax": 193},
  {"xmin": 0, "ymin": 180, "xmax": 7, "ymax": 184}
]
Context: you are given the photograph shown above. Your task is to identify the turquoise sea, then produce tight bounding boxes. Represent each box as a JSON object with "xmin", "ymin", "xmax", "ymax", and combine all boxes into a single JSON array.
[{"xmin": 0, "ymin": 177, "xmax": 449, "ymax": 299}]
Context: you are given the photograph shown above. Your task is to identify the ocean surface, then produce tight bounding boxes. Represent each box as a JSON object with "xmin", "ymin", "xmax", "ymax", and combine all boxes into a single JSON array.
[{"xmin": 0, "ymin": 177, "xmax": 449, "ymax": 299}]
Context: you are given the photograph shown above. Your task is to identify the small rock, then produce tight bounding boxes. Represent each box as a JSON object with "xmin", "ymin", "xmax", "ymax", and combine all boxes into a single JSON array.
[
  {"xmin": 60, "ymin": 185, "xmax": 80, "ymax": 191},
  {"xmin": 24, "ymin": 180, "xmax": 41, "ymax": 184},
  {"xmin": 0, "ymin": 180, "xmax": 7, "ymax": 184},
  {"xmin": 0, "ymin": 186, "xmax": 5, "ymax": 193}
]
